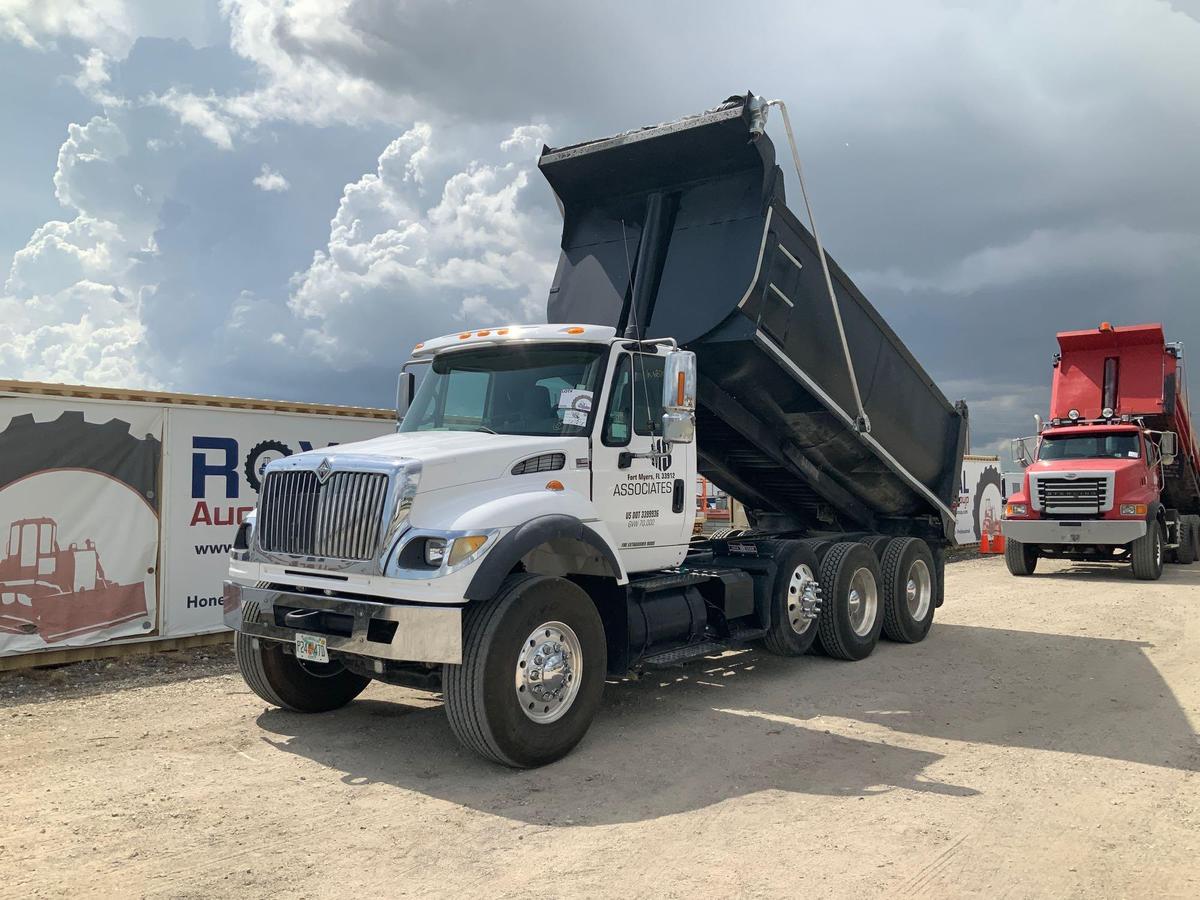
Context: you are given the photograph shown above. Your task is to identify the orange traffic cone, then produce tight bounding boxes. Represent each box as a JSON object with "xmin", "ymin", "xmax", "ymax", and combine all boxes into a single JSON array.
[
  {"xmin": 980, "ymin": 532, "xmax": 991, "ymax": 553},
  {"xmin": 993, "ymin": 532, "xmax": 1006, "ymax": 553}
]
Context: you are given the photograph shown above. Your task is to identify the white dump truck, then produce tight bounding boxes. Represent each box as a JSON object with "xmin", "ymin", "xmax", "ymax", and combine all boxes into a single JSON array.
[{"xmin": 225, "ymin": 94, "xmax": 968, "ymax": 767}]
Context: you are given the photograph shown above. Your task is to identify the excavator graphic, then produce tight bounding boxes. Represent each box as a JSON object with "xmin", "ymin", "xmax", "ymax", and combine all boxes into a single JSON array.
[{"xmin": 0, "ymin": 517, "xmax": 148, "ymax": 643}]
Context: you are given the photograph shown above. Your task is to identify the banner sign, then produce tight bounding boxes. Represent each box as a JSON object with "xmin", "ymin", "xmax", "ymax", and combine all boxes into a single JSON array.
[
  {"xmin": 0, "ymin": 399, "xmax": 163, "ymax": 656},
  {"xmin": 953, "ymin": 456, "xmax": 1007, "ymax": 545},
  {"xmin": 0, "ymin": 392, "xmax": 391, "ymax": 658}
]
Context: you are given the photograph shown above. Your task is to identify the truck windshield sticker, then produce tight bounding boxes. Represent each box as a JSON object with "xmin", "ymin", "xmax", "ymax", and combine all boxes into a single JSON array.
[{"xmin": 558, "ymin": 389, "xmax": 593, "ymax": 427}]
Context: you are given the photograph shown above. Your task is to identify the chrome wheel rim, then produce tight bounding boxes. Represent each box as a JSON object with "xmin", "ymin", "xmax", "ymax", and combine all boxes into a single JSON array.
[
  {"xmin": 847, "ymin": 567, "xmax": 878, "ymax": 637},
  {"xmin": 905, "ymin": 559, "xmax": 932, "ymax": 622},
  {"xmin": 514, "ymin": 621, "xmax": 582, "ymax": 724},
  {"xmin": 786, "ymin": 563, "xmax": 817, "ymax": 634}
]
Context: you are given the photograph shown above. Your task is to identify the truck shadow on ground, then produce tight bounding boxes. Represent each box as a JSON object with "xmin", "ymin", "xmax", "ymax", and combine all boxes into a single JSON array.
[
  {"xmin": 255, "ymin": 622, "xmax": 1196, "ymax": 826},
  {"xmin": 1022, "ymin": 563, "xmax": 1199, "ymax": 583}
]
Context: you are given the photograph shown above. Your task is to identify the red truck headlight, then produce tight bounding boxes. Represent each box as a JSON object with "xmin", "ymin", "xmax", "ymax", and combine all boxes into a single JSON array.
[
  {"xmin": 1005, "ymin": 503, "xmax": 1028, "ymax": 517},
  {"xmin": 1119, "ymin": 503, "xmax": 1147, "ymax": 517}
]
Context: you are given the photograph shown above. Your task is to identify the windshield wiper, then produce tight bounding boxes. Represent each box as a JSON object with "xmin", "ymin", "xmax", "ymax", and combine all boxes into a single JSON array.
[{"xmin": 473, "ymin": 425, "xmax": 498, "ymax": 435}]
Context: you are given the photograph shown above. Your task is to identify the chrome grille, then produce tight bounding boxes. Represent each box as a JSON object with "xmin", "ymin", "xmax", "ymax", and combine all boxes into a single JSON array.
[
  {"xmin": 1035, "ymin": 477, "xmax": 1109, "ymax": 514},
  {"xmin": 257, "ymin": 470, "xmax": 389, "ymax": 560}
]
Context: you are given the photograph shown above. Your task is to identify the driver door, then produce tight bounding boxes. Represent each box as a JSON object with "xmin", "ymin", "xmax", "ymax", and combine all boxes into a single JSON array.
[{"xmin": 592, "ymin": 350, "xmax": 693, "ymax": 573}]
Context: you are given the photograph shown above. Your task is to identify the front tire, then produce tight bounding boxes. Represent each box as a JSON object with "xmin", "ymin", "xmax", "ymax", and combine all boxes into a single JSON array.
[
  {"xmin": 816, "ymin": 542, "xmax": 884, "ymax": 661},
  {"xmin": 1005, "ymin": 538, "xmax": 1038, "ymax": 576},
  {"xmin": 879, "ymin": 537, "xmax": 937, "ymax": 643},
  {"xmin": 235, "ymin": 632, "xmax": 370, "ymax": 712},
  {"xmin": 1131, "ymin": 522, "xmax": 1164, "ymax": 581},
  {"xmin": 762, "ymin": 542, "xmax": 822, "ymax": 657},
  {"xmin": 444, "ymin": 574, "xmax": 606, "ymax": 768}
]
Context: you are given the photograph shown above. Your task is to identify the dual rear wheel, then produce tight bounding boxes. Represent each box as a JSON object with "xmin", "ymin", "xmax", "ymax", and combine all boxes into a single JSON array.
[{"xmin": 762, "ymin": 536, "xmax": 937, "ymax": 662}]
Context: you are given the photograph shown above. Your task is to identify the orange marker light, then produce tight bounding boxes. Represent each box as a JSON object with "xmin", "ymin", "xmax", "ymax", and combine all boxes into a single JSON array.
[
  {"xmin": 563, "ymin": 326, "xmax": 585, "ymax": 335},
  {"xmin": 1099, "ymin": 322, "xmax": 1114, "ymax": 333},
  {"xmin": 458, "ymin": 332, "xmax": 471, "ymax": 339},
  {"xmin": 676, "ymin": 371, "xmax": 686, "ymax": 406},
  {"xmin": 497, "ymin": 328, "xmax": 509, "ymax": 335},
  {"xmin": 414, "ymin": 342, "xmax": 424, "ymax": 350},
  {"xmin": 545, "ymin": 480, "xmax": 564, "ymax": 492},
  {"xmin": 477, "ymin": 330, "xmax": 490, "ymax": 336}
]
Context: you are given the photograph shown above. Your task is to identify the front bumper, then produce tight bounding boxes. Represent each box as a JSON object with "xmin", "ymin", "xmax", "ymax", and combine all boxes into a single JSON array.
[
  {"xmin": 1001, "ymin": 518, "xmax": 1147, "ymax": 546},
  {"xmin": 223, "ymin": 582, "xmax": 462, "ymax": 664}
]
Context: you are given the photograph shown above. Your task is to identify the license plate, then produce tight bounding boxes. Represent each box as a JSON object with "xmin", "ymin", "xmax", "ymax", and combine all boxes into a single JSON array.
[{"xmin": 295, "ymin": 633, "xmax": 328, "ymax": 663}]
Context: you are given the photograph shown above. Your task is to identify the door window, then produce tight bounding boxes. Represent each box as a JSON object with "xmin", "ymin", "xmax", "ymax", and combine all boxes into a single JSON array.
[
  {"xmin": 603, "ymin": 355, "xmax": 632, "ymax": 446},
  {"xmin": 632, "ymin": 355, "xmax": 666, "ymax": 437},
  {"xmin": 603, "ymin": 353, "xmax": 666, "ymax": 445}
]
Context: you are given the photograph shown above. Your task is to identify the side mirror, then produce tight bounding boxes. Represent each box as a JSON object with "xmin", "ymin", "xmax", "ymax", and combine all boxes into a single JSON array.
[
  {"xmin": 661, "ymin": 350, "xmax": 697, "ymax": 444},
  {"xmin": 396, "ymin": 371, "xmax": 415, "ymax": 421},
  {"xmin": 1033, "ymin": 414, "xmax": 1043, "ymax": 434},
  {"xmin": 1011, "ymin": 437, "xmax": 1032, "ymax": 468},
  {"xmin": 1160, "ymin": 431, "xmax": 1177, "ymax": 466}
]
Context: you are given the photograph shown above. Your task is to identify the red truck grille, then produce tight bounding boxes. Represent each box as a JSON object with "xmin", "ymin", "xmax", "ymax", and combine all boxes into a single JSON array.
[
  {"xmin": 257, "ymin": 470, "xmax": 389, "ymax": 561},
  {"xmin": 1034, "ymin": 476, "xmax": 1110, "ymax": 514}
]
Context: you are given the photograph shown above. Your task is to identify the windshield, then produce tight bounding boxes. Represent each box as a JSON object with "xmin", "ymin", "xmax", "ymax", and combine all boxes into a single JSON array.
[
  {"xmin": 1038, "ymin": 433, "xmax": 1141, "ymax": 461},
  {"xmin": 400, "ymin": 344, "xmax": 608, "ymax": 436}
]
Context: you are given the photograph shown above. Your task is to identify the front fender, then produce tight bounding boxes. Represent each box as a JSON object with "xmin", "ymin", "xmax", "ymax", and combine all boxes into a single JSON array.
[{"xmin": 465, "ymin": 514, "xmax": 626, "ymax": 601}]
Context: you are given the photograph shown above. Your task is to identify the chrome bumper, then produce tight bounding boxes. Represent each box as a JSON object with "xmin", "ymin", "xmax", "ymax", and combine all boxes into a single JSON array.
[
  {"xmin": 1001, "ymin": 518, "xmax": 1147, "ymax": 546},
  {"xmin": 223, "ymin": 582, "xmax": 462, "ymax": 664}
]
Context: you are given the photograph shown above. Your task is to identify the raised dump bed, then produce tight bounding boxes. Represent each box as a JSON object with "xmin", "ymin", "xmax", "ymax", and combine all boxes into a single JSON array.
[{"xmin": 539, "ymin": 94, "xmax": 968, "ymax": 543}]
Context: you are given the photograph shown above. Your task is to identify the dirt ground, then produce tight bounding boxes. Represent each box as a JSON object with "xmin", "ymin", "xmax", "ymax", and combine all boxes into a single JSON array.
[{"xmin": 3, "ymin": 556, "xmax": 1199, "ymax": 899}]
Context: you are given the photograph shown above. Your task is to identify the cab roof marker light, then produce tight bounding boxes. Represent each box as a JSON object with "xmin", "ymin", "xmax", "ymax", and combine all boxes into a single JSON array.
[
  {"xmin": 458, "ymin": 332, "xmax": 471, "ymax": 339},
  {"xmin": 561, "ymin": 326, "xmax": 585, "ymax": 334}
]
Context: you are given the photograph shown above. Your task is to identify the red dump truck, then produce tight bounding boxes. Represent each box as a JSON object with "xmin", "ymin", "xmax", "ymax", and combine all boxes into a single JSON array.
[{"xmin": 1002, "ymin": 323, "xmax": 1200, "ymax": 579}]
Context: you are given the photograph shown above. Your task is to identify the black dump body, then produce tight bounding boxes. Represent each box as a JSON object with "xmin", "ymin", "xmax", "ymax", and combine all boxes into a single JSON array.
[{"xmin": 539, "ymin": 94, "xmax": 968, "ymax": 543}]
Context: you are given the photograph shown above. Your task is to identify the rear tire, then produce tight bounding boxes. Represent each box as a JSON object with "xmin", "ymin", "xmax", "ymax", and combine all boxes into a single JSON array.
[
  {"xmin": 443, "ymin": 574, "xmax": 606, "ymax": 768},
  {"xmin": 1131, "ymin": 522, "xmax": 1164, "ymax": 581},
  {"xmin": 235, "ymin": 632, "xmax": 370, "ymax": 712},
  {"xmin": 815, "ymin": 542, "xmax": 883, "ymax": 661},
  {"xmin": 879, "ymin": 537, "xmax": 937, "ymax": 643},
  {"xmin": 762, "ymin": 542, "xmax": 822, "ymax": 657},
  {"xmin": 1176, "ymin": 520, "xmax": 1196, "ymax": 565},
  {"xmin": 801, "ymin": 539, "xmax": 836, "ymax": 565},
  {"xmin": 1191, "ymin": 516, "xmax": 1200, "ymax": 561},
  {"xmin": 1005, "ymin": 538, "xmax": 1038, "ymax": 576},
  {"xmin": 861, "ymin": 534, "xmax": 893, "ymax": 559}
]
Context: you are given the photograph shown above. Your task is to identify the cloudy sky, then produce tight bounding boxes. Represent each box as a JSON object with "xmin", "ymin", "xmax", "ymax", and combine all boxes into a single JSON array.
[{"xmin": 1, "ymin": 0, "xmax": 1198, "ymax": 456}]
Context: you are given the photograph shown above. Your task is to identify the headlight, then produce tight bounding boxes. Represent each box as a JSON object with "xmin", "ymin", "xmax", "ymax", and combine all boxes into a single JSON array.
[
  {"xmin": 448, "ymin": 535, "xmax": 489, "ymax": 566},
  {"xmin": 1120, "ymin": 503, "xmax": 1147, "ymax": 517},
  {"xmin": 1005, "ymin": 503, "xmax": 1027, "ymax": 517},
  {"xmin": 424, "ymin": 537, "xmax": 447, "ymax": 566}
]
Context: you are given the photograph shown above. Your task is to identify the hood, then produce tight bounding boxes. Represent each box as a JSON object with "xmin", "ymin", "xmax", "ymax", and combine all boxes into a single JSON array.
[
  {"xmin": 1030, "ymin": 458, "xmax": 1142, "ymax": 474},
  {"xmin": 291, "ymin": 430, "xmax": 578, "ymax": 492}
]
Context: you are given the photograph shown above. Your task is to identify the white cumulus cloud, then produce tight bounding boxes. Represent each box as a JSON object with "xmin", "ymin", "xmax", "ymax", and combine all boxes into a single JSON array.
[
  {"xmin": 252, "ymin": 163, "xmax": 289, "ymax": 192},
  {"xmin": 283, "ymin": 122, "xmax": 556, "ymax": 369}
]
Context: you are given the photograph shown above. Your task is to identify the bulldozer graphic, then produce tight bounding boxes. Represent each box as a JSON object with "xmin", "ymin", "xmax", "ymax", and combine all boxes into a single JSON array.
[{"xmin": 0, "ymin": 517, "xmax": 149, "ymax": 643}]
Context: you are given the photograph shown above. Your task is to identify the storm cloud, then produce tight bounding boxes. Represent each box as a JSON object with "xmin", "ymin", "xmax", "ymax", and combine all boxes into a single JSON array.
[{"xmin": 2, "ymin": 0, "xmax": 1199, "ymax": 455}]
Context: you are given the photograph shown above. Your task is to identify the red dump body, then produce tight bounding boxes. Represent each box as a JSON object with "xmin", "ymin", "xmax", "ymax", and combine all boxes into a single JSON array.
[{"xmin": 1050, "ymin": 323, "xmax": 1200, "ymax": 515}]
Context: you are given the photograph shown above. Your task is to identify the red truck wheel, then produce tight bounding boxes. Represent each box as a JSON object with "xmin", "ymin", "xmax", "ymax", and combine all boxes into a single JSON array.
[
  {"xmin": 1176, "ymin": 521, "xmax": 1196, "ymax": 565},
  {"xmin": 1005, "ymin": 539, "xmax": 1038, "ymax": 576},
  {"xmin": 1131, "ymin": 523, "xmax": 1164, "ymax": 581}
]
